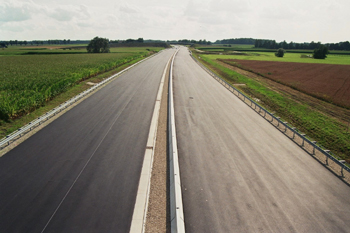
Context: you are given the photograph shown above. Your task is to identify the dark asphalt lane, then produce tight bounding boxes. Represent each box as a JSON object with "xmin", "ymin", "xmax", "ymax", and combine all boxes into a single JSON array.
[
  {"xmin": 173, "ymin": 47, "xmax": 350, "ymax": 232},
  {"xmin": 0, "ymin": 49, "xmax": 175, "ymax": 233}
]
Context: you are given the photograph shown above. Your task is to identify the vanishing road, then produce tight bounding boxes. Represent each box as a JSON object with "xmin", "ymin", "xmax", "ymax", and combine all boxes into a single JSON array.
[
  {"xmin": 173, "ymin": 46, "xmax": 350, "ymax": 232},
  {"xmin": 0, "ymin": 49, "xmax": 175, "ymax": 232}
]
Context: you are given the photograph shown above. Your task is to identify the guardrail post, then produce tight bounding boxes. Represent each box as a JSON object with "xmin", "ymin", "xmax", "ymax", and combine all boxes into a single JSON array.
[
  {"xmin": 312, "ymin": 141, "xmax": 317, "ymax": 154},
  {"xmin": 324, "ymin": 150, "xmax": 331, "ymax": 165},
  {"xmin": 300, "ymin": 134, "xmax": 306, "ymax": 147}
]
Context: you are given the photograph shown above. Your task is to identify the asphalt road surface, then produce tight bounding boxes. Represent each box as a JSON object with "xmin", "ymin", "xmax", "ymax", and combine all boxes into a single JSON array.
[
  {"xmin": 0, "ymin": 49, "xmax": 175, "ymax": 233},
  {"xmin": 173, "ymin": 47, "xmax": 350, "ymax": 232}
]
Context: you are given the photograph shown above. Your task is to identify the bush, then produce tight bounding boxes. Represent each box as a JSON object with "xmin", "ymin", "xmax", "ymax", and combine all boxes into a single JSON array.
[
  {"xmin": 275, "ymin": 48, "xmax": 285, "ymax": 57},
  {"xmin": 87, "ymin": 37, "xmax": 110, "ymax": 53},
  {"xmin": 313, "ymin": 45, "xmax": 329, "ymax": 59}
]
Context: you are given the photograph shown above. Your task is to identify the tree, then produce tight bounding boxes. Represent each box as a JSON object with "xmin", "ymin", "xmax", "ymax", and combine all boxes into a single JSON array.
[
  {"xmin": 313, "ymin": 45, "xmax": 329, "ymax": 59},
  {"xmin": 0, "ymin": 42, "xmax": 7, "ymax": 48},
  {"xmin": 275, "ymin": 48, "xmax": 285, "ymax": 57},
  {"xmin": 87, "ymin": 36, "xmax": 110, "ymax": 53}
]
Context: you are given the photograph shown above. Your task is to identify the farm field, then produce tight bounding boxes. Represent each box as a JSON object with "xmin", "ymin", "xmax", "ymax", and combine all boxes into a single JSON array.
[
  {"xmin": 0, "ymin": 45, "xmax": 163, "ymax": 56},
  {"xmin": 0, "ymin": 46, "xmax": 163, "ymax": 122},
  {"xmin": 193, "ymin": 50, "xmax": 350, "ymax": 163},
  {"xmin": 198, "ymin": 44, "xmax": 254, "ymax": 49},
  {"xmin": 220, "ymin": 59, "xmax": 350, "ymax": 108},
  {"xmin": 202, "ymin": 53, "xmax": 350, "ymax": 65}
]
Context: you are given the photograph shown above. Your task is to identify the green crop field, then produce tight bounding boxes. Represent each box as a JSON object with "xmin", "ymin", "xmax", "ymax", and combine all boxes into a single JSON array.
[
  {"xmin": 200, "ymin": 52, "xmax": 350, "ymax": 65},
  {"xmin": 197, "ymin": 46, "xmax": 350, "ymax": 56},
  {"xmin": 0, "ymin": 46, "xmax": 163, "ymax": 121},
  {"xmin": 0, "ymin": 45, "xmax": 163, "ymax": 56}
]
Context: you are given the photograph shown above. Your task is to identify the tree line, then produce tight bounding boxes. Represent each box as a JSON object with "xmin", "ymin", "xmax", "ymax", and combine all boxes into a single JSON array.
[
  {"xmin": 254, "ymin": 39, "xmax": 350, "ymax": 51},
  {"xmin": 110, "ymin": 38, "xmax": 144, "ymax": 43},
  {"xmin": 167, "ymin": 39, "xmax": 212, "ymax": 45},
  {"xmin": 214, "ymin": 38, "xmax": 255, "ymax": 44},
  {"xmin": 3, "ymin": 37, "xmax": 349, "ymax": 51},
  {"xmin": 0, "ymin": 39, "xmax": 90, "ymax": 46}
]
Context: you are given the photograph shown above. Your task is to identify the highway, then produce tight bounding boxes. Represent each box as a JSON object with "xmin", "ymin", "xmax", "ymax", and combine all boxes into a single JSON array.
[
  {"xmin": 0, "ymin": 49, "xmax": 175, "ymax": 232},
  {"xmin": 173, "ymin": 47, "xmax": 350, "ymax": 232}
]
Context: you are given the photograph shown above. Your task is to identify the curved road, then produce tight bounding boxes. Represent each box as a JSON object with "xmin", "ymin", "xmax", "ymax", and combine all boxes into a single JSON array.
[
  {"xmin": 173, "ymin": 47, "xmax": 350, "ymax": 232},
  {"xmin": 0, "ymin": 49, "xmax": 175, "ymax": 233}
]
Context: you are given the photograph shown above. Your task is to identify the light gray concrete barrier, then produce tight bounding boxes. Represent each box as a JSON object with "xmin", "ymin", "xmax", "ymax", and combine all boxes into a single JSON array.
[{"xmin": 168, "ymin": 48, "xmax": 186, "ymax": 233}]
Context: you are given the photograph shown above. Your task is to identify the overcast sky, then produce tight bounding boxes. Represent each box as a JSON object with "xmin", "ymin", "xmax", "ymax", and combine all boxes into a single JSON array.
[{"xmin": 1, "ymin": 0, "xmax": 349, "ymax": 43}]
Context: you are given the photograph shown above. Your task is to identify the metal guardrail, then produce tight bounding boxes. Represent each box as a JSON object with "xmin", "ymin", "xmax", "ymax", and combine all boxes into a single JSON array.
[
  {"xmin": 190, "ymin": 52, "xmax": 350, "ymax": 181},
  {"xmin": 0, "ymin": 51, "xmax": 162, "ymax": 151}
]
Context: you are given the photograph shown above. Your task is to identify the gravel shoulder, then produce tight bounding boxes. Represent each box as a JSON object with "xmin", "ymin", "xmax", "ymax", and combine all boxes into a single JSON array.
[{"xmin": 145, "ymin": 64, "xmax": 170, "ymax": 232}]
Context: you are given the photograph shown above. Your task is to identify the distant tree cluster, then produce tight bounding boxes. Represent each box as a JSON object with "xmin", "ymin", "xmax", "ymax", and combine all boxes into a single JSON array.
[
  {"xmin": 275, "ymin": 48, "xmax": 285, "ymax": 57},
  {"xmin": 255, "ymin": 39, "xmax": 350, "ymax": 51},
  {"xmin": 124, "ymin": 38, "xmax": 144, "ymax": 43},
  {"xmin": 214, "ymin": 38, "xmax": 255, "ymax": 45},
  {"xmin": 48, "ymin": 39, "xmax": 71, "ymax": 44},
  {"xmin": 0, "ymin": 42, "xmax": 7, "ymax": 48},
  {"xmin": 166, "ymin": 39, "xmax": 211, "ymax": 45},
  {"xmin": 1, "ymin": 40, "xmax": 28, "ymax": 46},
  {"xmin": 109, "ymin": 38, "xmax": 144, "ymax": 43},
  {"xmin": 87, "ymin": 36, "xmax": 110, "ymax": 53},
  {"xmin": 0, "ymin": 39, "xmax": 74, "ymax": 46},
  {"xmin": 326, "ymin": 41, "xmax": 350, "ymax": 50},
  {"xmin": 313, "ymin": 45, "xmax": 329, "ymax": 59}
]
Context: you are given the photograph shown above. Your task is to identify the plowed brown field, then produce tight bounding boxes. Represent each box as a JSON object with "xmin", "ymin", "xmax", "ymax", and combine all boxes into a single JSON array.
[{"xmin": 221, "ymin": 59, "xmax": 350, "ymax": 108}]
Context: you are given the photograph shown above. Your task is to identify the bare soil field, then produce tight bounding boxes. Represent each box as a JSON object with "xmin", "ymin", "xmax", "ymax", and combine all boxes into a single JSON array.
[{"xmin": 220, "ymin": 59, "xmax": 350, "ymax": 108}]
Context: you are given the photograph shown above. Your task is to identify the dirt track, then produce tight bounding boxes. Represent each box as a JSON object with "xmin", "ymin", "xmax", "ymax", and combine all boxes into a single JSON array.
[{"xmin": 221, "ymin": 59, "xmax": 350, "ymax": 108}]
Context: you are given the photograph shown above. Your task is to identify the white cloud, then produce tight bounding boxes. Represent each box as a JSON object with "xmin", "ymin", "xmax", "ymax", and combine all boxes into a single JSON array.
[
  {"xmin": 48, "ymin": 7, "xmax": 75, "ymax": 21},
  {"xmin": 45, "ymin": 4, "xmax": 92, "ymax": 22},
  {"xmin": 0, "ymin": 0, "xmax": 349, "ymax": 43},
  {"xmin": 119, "ymin": 3, "xmax": 139, "ymax": 14},
  {"xmin": 0, "ymin": 0, "xmax": 38, "ymax": 22}
]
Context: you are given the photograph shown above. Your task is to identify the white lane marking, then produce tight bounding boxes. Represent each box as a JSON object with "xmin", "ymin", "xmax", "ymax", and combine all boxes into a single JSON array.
[
  {"xmin": 129, "ymin": 52, "xmax": 174, "ymax": 233},
  {"xmin": 41, "ymin": 100, "xmax": 131, "ymax": 233}
]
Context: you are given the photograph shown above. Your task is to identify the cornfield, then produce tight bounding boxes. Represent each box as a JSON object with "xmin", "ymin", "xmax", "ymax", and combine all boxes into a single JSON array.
[{"xmin": 0, "ymin": 52, "xmax": 146, "ymax": 120}]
